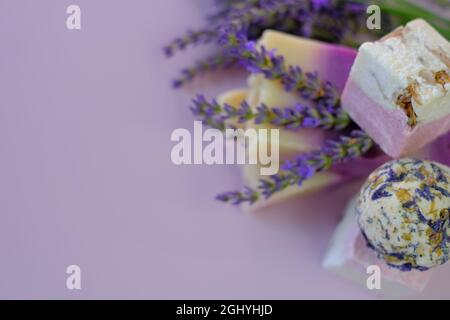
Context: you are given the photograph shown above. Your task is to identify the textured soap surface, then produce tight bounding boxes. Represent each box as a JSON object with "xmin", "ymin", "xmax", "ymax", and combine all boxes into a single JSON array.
[
  {"xmin": 352, "ymin": 19, "xmax": 450, "ymax": 123},
  {"xmin": 357, "ymin": 158, "xmax": 450, "ymax": 271},
  {"xmin": 342, "ymin": 19, "xmax": 450, "ymax": 158}
]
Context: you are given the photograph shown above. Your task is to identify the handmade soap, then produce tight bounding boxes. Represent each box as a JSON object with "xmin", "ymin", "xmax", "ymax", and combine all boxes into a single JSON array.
[
  {"xmin": 216, "ymin": 88, "xmax": 343, "ymax": 212},
  {"xmin": 241, "ymin": 164, "xmax": 343, "ymax": 212},
  {"xmin": 247, "ymin": 29, "xmax": 357, "ymax": 109},
  {"xmin": 255, "ymin": 30, "xmax": 358, "ymax": 90},
  {"xmin": 238, "ymin": 31, "xmax": 358, "ymax": 209},
  {"xmin": 247, "ymin": 30, "xmax": 358, "ymax": 159},
  {"xmin": 342, "ymin": 19, "xmax": 450, "ymax": 158}
]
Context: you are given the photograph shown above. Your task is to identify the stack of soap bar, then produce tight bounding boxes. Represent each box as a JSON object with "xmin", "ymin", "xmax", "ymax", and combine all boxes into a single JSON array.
[
  {"xmin": 342, "ymin": 19, "xmax": 450, "ymax": 158},
  {"xmin": 217, "ymin": 87, "xmax": 344, "ymax": 212},
  {"xmin": 323, "ymin": 197, "xmax": 433, "ymax": 297},
  {"xmin": 240, "ymin": 31, "xmax": 358, "ymax": 210}
]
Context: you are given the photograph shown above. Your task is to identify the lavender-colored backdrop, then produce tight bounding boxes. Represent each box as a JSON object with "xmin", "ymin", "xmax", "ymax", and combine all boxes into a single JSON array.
[{"xmin": 1, "ymin": 0, "xmax": 449, "ymax": 299}]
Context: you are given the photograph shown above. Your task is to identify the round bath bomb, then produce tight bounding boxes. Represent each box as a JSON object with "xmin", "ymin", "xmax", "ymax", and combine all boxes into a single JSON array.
[{"xmin": 357, "ymin": 158, "xmax": 450, "ymax": 271}]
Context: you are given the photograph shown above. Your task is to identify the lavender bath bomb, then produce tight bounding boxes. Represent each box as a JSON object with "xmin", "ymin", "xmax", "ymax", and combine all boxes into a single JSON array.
[{"xmin": 357, "ymin": 159, "xmax": 450, "ymax": 271}]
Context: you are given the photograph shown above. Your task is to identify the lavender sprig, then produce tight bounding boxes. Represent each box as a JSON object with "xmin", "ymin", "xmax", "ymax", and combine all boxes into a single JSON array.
[
  {"xmin": 223, "ymin": 0, "xmax": 308, "ymax": 30},
  {"xmin": 166, "ymin": 1, "xmax": 370, "ymax": 86},
  {"xmin": 216, "ymin": 130, "xmax": 373, "ymax": 205},
  {"xmin": 167, "ymin": 0, "xmax": 308, "ymax": 86},
  {"xmin": 191, "ymin": 94, "xmax": 351, "ymax": 131},
  {"xmin": 221, "ymin": 0, "xmax": 368, "ymax": 43},
  {"xmin": 172, "ymin": 53, "xmax": 237, "ymax": 88},
  {"xmin": 163, "ymin": 29, "xmax": 218, "ymax": 58},
  {"xmin": 164, "ymin": 0, "xmax": 307, "ymax": 59},
  {"xmin": 211, "ymin": 0, "xmax": 271, "ymax": 23},
  {"xmin": 166, "ymin": 0, "xmax": 368, "ymax": 58},
  {"xmin": 219, "ymin": 30, "xmax": 340, "ymax": 109}
]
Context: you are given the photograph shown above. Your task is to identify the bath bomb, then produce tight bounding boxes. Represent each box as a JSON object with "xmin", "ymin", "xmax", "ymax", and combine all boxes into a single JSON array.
[
  {"xmin": 342, "ymin": 19, "xmax": 450, "ymax": 158},
  {"xmin": 358, "ymin": 158, "xmax": 450, "ymax": 271}
]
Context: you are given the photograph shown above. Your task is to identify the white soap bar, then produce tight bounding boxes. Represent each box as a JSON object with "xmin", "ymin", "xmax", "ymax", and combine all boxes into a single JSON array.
[
  {"xmin": 352, "ymin": 19, "xmax": 450, "ymax": 123},
  {"xmin": 342, "ymin": 19, "xmax": 450, "ymax": 158}
]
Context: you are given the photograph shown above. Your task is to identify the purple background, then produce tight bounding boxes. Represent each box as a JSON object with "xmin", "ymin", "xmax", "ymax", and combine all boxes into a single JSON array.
[{"xmin": 1, "ymin": 0, "xmax": 450, "ymax": 299}]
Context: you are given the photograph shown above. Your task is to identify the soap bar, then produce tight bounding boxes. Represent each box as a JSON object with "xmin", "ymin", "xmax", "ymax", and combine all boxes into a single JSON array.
[
  {"xmin": 245, "ymin": 31, "xmax": 357, "ymax": 163},
  {"xmin": 241, "ymin": 31, "xmax": 358, "ymax": 209},
  {"xmin": 247, "ymin": 30, "xmax": 357, "ymax": 110},
  {"xmin": 216, "ymin": 88, "xmax": 344, "ymax": 212},
  {"xmin": 247, "ymin": 30, "xmax": 358, "ymax": 159},
  {"xmin": 342, "ymin": 19, "xmax": 450, "ymax": 158},
  {"xmin": 241, "ymin": 164, "xmax": 343, "ymax": 212},
  {"xmin": 252, "ymin": 30, "xmax": 358, "ymax": 91},
  {"xmin": 323, "ymin": 197, "xmax": 433, "ymax": 297}
]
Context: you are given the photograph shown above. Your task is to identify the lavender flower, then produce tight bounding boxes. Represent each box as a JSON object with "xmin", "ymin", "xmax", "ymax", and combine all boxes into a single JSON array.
[
  {"xmin": 216, "ymin": 187, "xmax": 259, "ymax": 205},
  {"xmin": 164, "ymin": 0, "xmax": 307, "ymax": 59},
  {"xmin": 172, "ymin": 53, "xmax": 237, "ymax": 88},
  {"xmin": 165, "ymin": 0, "xmax": 450, "ymax": 207},
  {"xmin": 166, "ymin": 0, "xmax": 450, "ymax": 86},
  {"xmin": 191, "ymin": 94, "xmax": 351, "ymax": 131},
  {"xmin": 217, "ymin": 130, "xmax": 373, "ymax": 205},
  {"xmin": 224, "ymin": 0, "xmax": 308, "ymax": 30},
  {"xmin": 190, "ymin": 95, "xmax": 228, "ymax": 131},
  {"xmin": 166, "ymin": 0, "xmax": 370, "ymax": 86},
  {"xmin": 219, "ymin": 29, "xmax": 340, "ymax": 108},
  {"xmin": 163, "ymin": 29, "xmax": 218, "ymax": 58}
]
